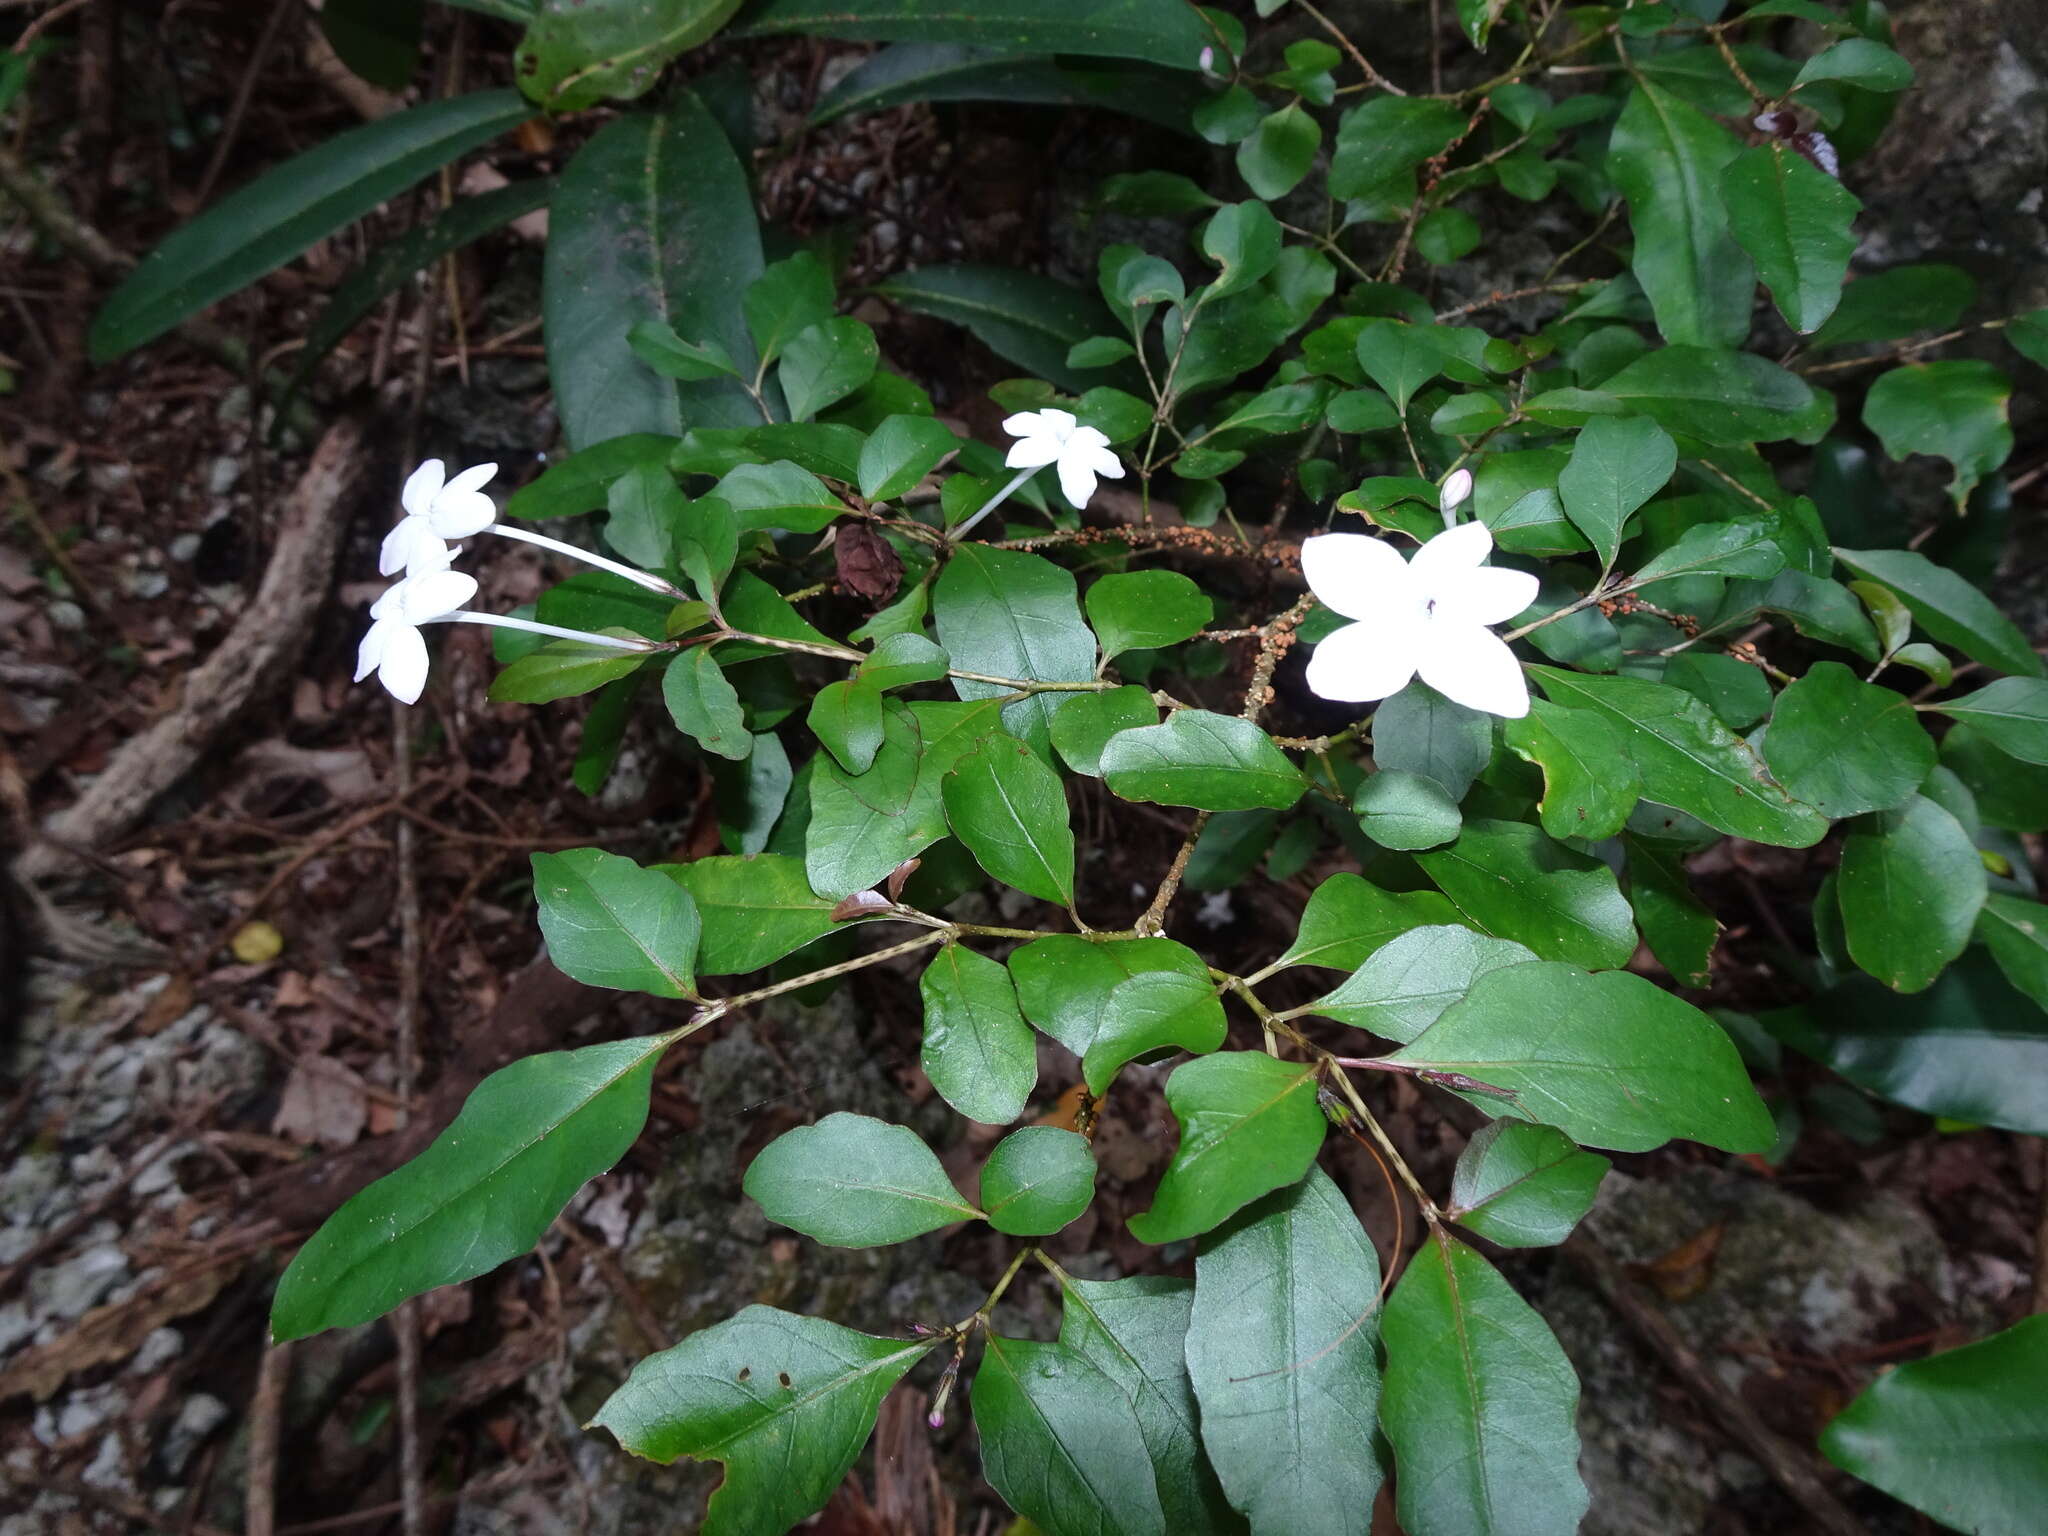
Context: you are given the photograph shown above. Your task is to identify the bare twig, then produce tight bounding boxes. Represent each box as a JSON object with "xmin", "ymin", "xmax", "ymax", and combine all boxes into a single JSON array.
[
  {"xmin": 245, "ymin": 1339, "xmax": 293, "ymax": 1536},
  {"xmin": 192, "ymin": 0, "xmax": 296, "ymax": 209}
]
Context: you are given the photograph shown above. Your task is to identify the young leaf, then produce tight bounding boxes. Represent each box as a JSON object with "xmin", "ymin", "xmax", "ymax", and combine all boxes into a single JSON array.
[
  {"xmin": 1863, "ymin": 360, "xmax": 2015, "ymax": 508},
  {"xmin": 1384, "ymin": 962, "xmax": 1777, "ymax": 1153},
  {"xmin": 1308, "ymin": 924, "xmax": 1541, "ymax": 1044},
  {"xmin": 1415, "ymin": 819, "xmax": 1638, "ymax": 971},
  {"xmin": 591, "ymin": 1306, "xmax": 931, "ymax": 1536},
  {"xmin": 1126, "ymin": 1052, "xmax": 1324, "ymax": 1244},
  {"xmin": 779, "ymin": 316, "xmax": 880, "ymax": 421},
  {"xmin": 1794, "ymin": 36, "xmax": 1914, "ymax": 91},
  {"xmin": 933, "ymin": 546, "xmax": 1097, "ymax": 756},
  {"xmin": 1353, "ymin": 768, "xmax": 1462, "ymax": 851},
  {"xmin": 626, "ymin": 319, "xmax": 741, "ymax": 381},
  {"xmin": 742, "ymin": 1112, "xmax": 980, "ymax": 1247},
  {"xmin": 1380, "ymin": 1233, "xmax": 1590, "ymax": 1536},
  {"xmin": 1834, "ymin": 547, "xmax": 2042, "ymax": 678},
  {"xmin": 808, "ymin": 676, "xmax": 888, "ymax": 774},
  {"xmin": 656, "ymin": 853, "xmax": 837, "ymax": 974},
  {"xmin": 1721, "ymin": 141, "xmax": 1861, "ymax": 334},
  {"xmin": 1085, "ymin": 570, "xmax": 1210, "ymax": 658},
  {"xmin": 1186, "ymin": 1168, "xmax": 1383, "ymax": 1535},
  {"xmin": 1266, "ymin": 873, "xmax": 1461, "ymax": 974},
  {"xmin": 1354, "ymin": 318, "xmax": 1448, "ymax": 414},
  {"xmin": 271, "ymin": 1035, "xmax": 666, "ymax": 1339},
  {"xmin": 1762, "ymin": 662, "xmax": 1934, "ymax": 818},
  {"xmin": 1555, "ymin": 414, "xmax": 1677, "ymax": 567},
  {"xmin": 744, "ymin": 250, "xmax": 837, "ymax": 367},
  {"xmin": 980, "ymin": 1126, "xmax": 1096, "ymax": 1236},
  {"xmin": 533, "ymin": 848, "xmax": 700, "ymax": 998},
  {"xmin": 1447, "ymin": 1120, "xmax": 1610, "ymax": 1248},
  {"xmin": 942, "ymin": 732, "xmax": 1077, "ymax": 907},
  {"xmin": 1009, "ymin": 935, "xmax": 1227, "ymax": 1093},
  {"xmin": 711, "ymin": 460, "xmax": 848, "ymax": 534},
  {"xmin": 662, "ymin": 648, "xmax": 753, "ymax": 762},
  {"xmin": 920, "ymin": 943, "xmax": 1038, "ymax": 1125},
  {"xmin": 490, "ymin": 638, "xmax": 651, "ymax": 704},
  {"xmin": 1837, "ymin": 794, "xmax": 1987, "ymax": 993},
  {"xmin": 859, "ymin": 631, "xmax": 950, "ymax": 691},
  {"xmin": 1101, "ymin": 710, "xmax": 1307, "ymax": 811}
]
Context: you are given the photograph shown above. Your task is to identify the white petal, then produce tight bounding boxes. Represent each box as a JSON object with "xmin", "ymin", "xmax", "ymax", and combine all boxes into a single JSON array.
[
  {"xmin": 1034, "ymin": 408, "xmax": 1077, "ymax": 437},
  {"xmin": 1434, "ymin": 565, "xmax": 1540, "ymax": 628},
  {"xmin": 380, "ymin": 518, "xmax": 446, "ymax": 578},
  {"xmin": 377, "ymin": 623, "xmax": 430, "ymax": 705},
  {"xmin": 1416, "ymin": 623, "xmax": 1530, "ymax": 718},
  {"xmin": 427, "ymin": 490, "xmax": 497, "ymax": 539},
  {"xmin": 440, "ymin": 461, "xmax": 498, "ymax": 500},
  {"xmin": 1087, "ymin": 442, "xmax": 1125, "ymax": 479},
  {"xmin": 1056, "ymin": 453, "xmax": 1098, "ymax": 509},
  {"xmin": 1303, "ymin": 616, "xmax": 1421, "ymax": 704},
  {"xmin": 1066, "ymin": 424, "xmax": 1111, "ymax": 455},
  {"xmin": 1440, "ymin": 467, "xmax": 1473, "ymax": 512},
  {"xmin": 1409, "ymin": 518, "xmax": 1495, "ymax": 592},
  {"xmin": 1300, "ymin": 533, "xmax": 1413, "ymax": 622},
  {"xmin": 393, "ymin": 568, "xmax": 478, "ymax": 622},
  {"xmin": 1005, "ymin": 437, "xmax": 1062, "ymax": 469},
  {"xmin": 401, "ymin": 459, "xmax": 445, "ymax": 517},
  {"xmin": 355, "ymin": 618, "xmax": 390, "ymax": 681}
]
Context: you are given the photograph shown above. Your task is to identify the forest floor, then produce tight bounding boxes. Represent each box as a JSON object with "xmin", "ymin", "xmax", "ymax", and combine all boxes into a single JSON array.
[{"xmin": 3, "ymin": 5, "xmax": 2047, "ymax": 1536}]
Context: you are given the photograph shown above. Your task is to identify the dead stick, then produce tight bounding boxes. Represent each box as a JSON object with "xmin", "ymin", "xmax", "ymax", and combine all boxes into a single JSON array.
[{"xmin": 245, "ymin": 1339, "xmax": 292, "ymax": 1536}]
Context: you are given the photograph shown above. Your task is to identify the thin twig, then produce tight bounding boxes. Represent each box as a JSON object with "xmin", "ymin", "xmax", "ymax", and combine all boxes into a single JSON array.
[
  {"xmin": 245, "ymin": 1339, "xmax": 292, "ymax": 1536},
  {"xmin": 192, "ymin": 0, "xmax": 295, "ymax": 209}
]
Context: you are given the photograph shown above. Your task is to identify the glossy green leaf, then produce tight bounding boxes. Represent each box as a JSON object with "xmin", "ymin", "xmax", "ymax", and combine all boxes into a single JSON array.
[
  {"xmin": 1390, "ymin": 962, "xmax": 1775, "ymax": 1152},
  {"xmin": 920, "ymin": 943, "xmax": 1037, "ymax": 1125},
  {"xmin": 663, "ymin": 648, "xmax": 752, "ymax": 761},
  {"xmin": 1308, "ymin": 924, "xmax": 1540, "ymax": 1044},
  {"xmin": 92, "ymin": 91, "xmax": 530, "ymax": 361},
  {"xmin": 859, "ymin": 631, "xmax": 950, "ymax": 691},
  {"xmin": 1416, "ymin": 819, "xmax": 1638, "ymax": 971},
  {"xmin": 533, "ymin": 848, "xmax": 699, "ymax": 998},
  {"xmin": 1838, "ymin": 794, "xmax": 1986, "ymax": 993},
  {"xmin": 2006, "ymin": 306, "xmax": 2048, "ymax": 370},
  {"xmin": 1009, "ymin": 935, "xmax": 1227, "ymax": 1093},
  {"xmin": 1629, "ymin": 517, "xmax": 1787, "ymax": 584},
  {"xmin": 1934, "ymin": 678, "xmax": 2048, "ymax": 764},
  {"xmin": 1529, "ymin": 668, "xmax": 1829, "ymax": 846},
  {"xmin": 943, "ymin": 731, "xmax": 1076, "ymax": 906},
  {"xmin": 715, "ymin": 731, "xmax": 792, "ymax": 854},
  {"xmin": 711, "ymin": 460, "xmax": 847, "ymax": 535},
  {"xmin": 1373, "ymin": 683, "xmax": 1495, "ymax": 800},
  {"xmin": 809, "ymin": 43, "xmax": 1205, "ymax": 130},
  {"xmin": 1355, "ymin": 318, "xmax": 1448, "ymax": 414},
  {"xmin": 808, "ymin": 677, "xmax": 887, "ymax": 774},
  {"xmin": 1608, "ymin": 82, "xmax": 1753, "ymax": 349},
  {"xmin": 1199, "ymin": 201, "xmax": 1283, "ymax": 300},
  {"xmin": 1721, "ymin": 141, "xmax": 1860, "ymax": 334},
  {"xmin": 980, "ymin": 1126, "xmax": 1096, "ymax": 1235},
  {"xmin": 1447, "ymin": 1121, "xmax": 1609, "ymax": 1249},
  {"xmin": 656, "ymin": 854, "xmax": 836, "ymax": 974},
  {"xmin": 1504, "ymin": 698, "xmax": 1642, "ymax": 841},
  {"xmin": 1354, "ymin": 769, "xmax": 1462, "ymax": 851},
  {"xmin": 1126, "ymin": 1052, "xmax": 1324, "ymax": 1244},
  {"xmin": 972, "ymin": 1333, "xmax": 1167, "ymax": 1536},
  {"xmin": 1085, "ymin": 570, "xmax": 1209, "ymax": 658},
  {"xmin": 628, "ymin": 319, "xmax": 741, "ymax": 381},
  {"xmin": 1556, "ymin": 414, "xmax": 1676, "ymax": 567},
  {"xmin": 1186, "ymin": 1168, "xmax": 1383, "ymax": 1535},
  {"xmin": 1761, "ymin": 662, "xmax": 1933, "ymax": 818},
  {"xmin": 1103, "ymin": 709, "xmax": 1307, "ymax": 811},
  {"xmin": 544, "ymin": 97, "xmax": 762, "ymax": 449},
  {"xmin": 1329, "ymin": 93, "xmax": 1467, "ymax": 201},
  {"xmin": 737, "ymin": 0, "xmax": 1211, "ymax": 67},
  {"xmin": 1975, "ymin": 894, "xmax": 2048, "ymax": 1013},
  {"xmin": 1863, "ymin": 359, "xmax": 2014, "ymax": 507},
  {"xmin": 1810, "ymin": 263, "xmax": 1975, "ymax": 350},
  {"xmin": 933, "ymin": 546, "xmax": 1097, "ymax": 756},
  {"xmin": 271, "ymin": 1034, "xmax": 665, "ymax": 1340},
  {"xmin": 1625, "ymin": 837, "xmax": 1719, "ymax": 989},
  {"xmin": 744, "ymin": 251, "xmax": 836, "ymax": 368},
  {"xmin": 603, "ymin": 459, "xmax": 686, "ymax": 567},
  {"xmin": 506, "ymin": 433, "xmax": 678, "ymax": 521},
  {"xmin": 857, "ymin": 413, "xmax": 961, "ymax": 501},
  {"xmin": 1237, "ymin": 101, "xmax": 1319, "ymax": 198},
  {"xmin": 1048, "ymin": 684, "xmax": 1159, "ymax": 777},
  {"xmin": 1834, "ymin": 547, "xmax": 2042, "ymax": 678},
  {"xmin": 591, "ymin": 1307, "xmax": 929, "ymax": 1536},
  {"xmin": 1794, "ymin": 36, "xmax": 1914, "ymax": 91},
  {"xmin": 515, "ymin": 0, "xmax": 743, "ymax": 112},
  {"xmin": 1380, "ymin": 1233, "xmax": 1589, "ymax": 1536},
  {"xmin": 1553, "ymin": 347, "xmax": 1825, "ymax": 445},
  {"xmin": 872, "ymin": 264, "xmax": 1114, "ymax": 392},
  {"xmin": 779, "ymin": 317, "xmax": 879, "ymax": 422},
  {"xmin": 489, "ymin": 637, "xmax": 652, "ymax": 703},
  {"xmin": 1264, "ymin": 873, "xmax": 1461, "ymax": 974},
  {"xmin": 1942, "ymin": 723, "xmax": 2048, "ymax": 833},
  {"xmin": 743, "ymin": 1112, "xmax": 979, "ymax": 1246}
]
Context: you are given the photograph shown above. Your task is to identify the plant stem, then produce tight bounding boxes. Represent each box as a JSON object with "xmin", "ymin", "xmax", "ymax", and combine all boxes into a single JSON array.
[
  {"xmin": 484, "ymin": 523, "xmax": 687, "ymax": 598},
  {"xmin": 433, "ymin": 612, "xmax": 663, "ymax": 651}
]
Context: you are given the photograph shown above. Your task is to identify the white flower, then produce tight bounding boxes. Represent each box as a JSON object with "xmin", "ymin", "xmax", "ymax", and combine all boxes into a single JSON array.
[
  {"xmin": 1302, "ymin": 521, "xmax": 1540, "ymax": 719},
  {"xmin": 355, "ymin": 568, "xmax": 478, "ymax": 704},
  {"xmin": 379, "ymin": 459, "xmax": 499, "ymax": 576},
  {"xmin": 1440, "ymin": 467, "xmax": 1473, "ymax": 513},
  {"xmin": 1002, "ymin": 409, "xmax": 1124, "ymax": 509}
]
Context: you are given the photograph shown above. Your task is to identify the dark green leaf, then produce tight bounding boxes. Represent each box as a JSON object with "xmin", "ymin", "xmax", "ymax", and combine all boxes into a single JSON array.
[
  {"xmin": 1628, "ymin": 518, "xmax": 1787, "ymax": 584},
  {"xmin": 715, "ymin": 731, "xmax": 792, "ymax": 854},
  {"xmin": 980, "ymin": 1126, "xmax": 1095, "ymax": 1235},
  {"xmin": 1810, "ymin": 263, "xmax": 1975, "ymax": 350},
  {"xmin": 1416, "ymin": 819, "xmax": 1638, "ymax": 971},
  {"xmin": 1329, "ymin": 94, "xmax": 1467, "ymax": 201},
  {"xmin": 873, "ymin": 265, "xmax": 1115, "ymax": 392},
  {"xmin": 1975, "ymin": 894, "xmax": 2048, "ymax": 1014},
  {"xmin": 1086, "ymin": 570, "xmax": 1209, "ymax": 658},
  {"xmin": 1308, "ymin": 924, "xmax": 1540, "ymax": 1043},
  {"xmin": 516, "ymin": 0, "xmax": 743, "ymax": 112},
  {"xmin": 1762, "ymin": 662, "xmax": 1933, "ymax": 817},
  {"xmin": 1447, "ymin": 1121, "xmax": 1609, "ymax": 1249},
  {"xmin": 1102, "ymin": 710, "xmax": 1307, "ymax": 811},
  {"xmin": 779, "ymin": 316, "xmax": 880, "ymax": 421},
  {"xmin": 1264, "ymin": 873, "xmax": 1461, "ymax": 975},
  {"xmin": 711, "ymin": 460, "xmax": 846, "ymax": 535},
  {"xmin": 808, "ymin": 676, "xmax": 888, "ymax": 773},
  {"xmin": 1049, "ymin": 685, "xmax": 1160, "ymax": 777},
  {"xmin": 943, "ymin": 731, "xmax": 1077, "ymax": 906},
  {"xmin": 1372, "ymin": 683, "xmax": 1494, "ymax": 800},
  {"xmin": 743, "ymin": 1112, "xmax": 978, "ymax": 1246},
  {"xmin": 1237, "ymin": 102, "xmax": 1320, "ymax": 198},
  {"xmin": 533, "ymin": 848, "xmax": 699, "ymax": 997},
  {"xmin": 505, "ymin": 433, "xmax": 676, "ymax": 521},
  {"xmin": 810, "ymin": 43, "xmax": 1204, "ymax": 130},
  {"xmin": 1353, "ymin": 769, "xmax": 1463, "ymax": 851},
  {"xmin": 1009, "ymin": 935, "xmax": 1227, "ymax": 1093},
  {"xmin": 737, "ymin": 0, "xmax": 1211, "ymax": 67},
  {"xmin": 1934, "ymin": 678, "xmax": 2048, "ymax": 764},
  {"xmin": 1863, "ymin": 359, "xmax": 2014, "ymax": 507},
  {"xmin": 1721, "ymin": 142, "xmax": 1860, "ymax": 334},
  {"xmin": 1557, "ymin": 415, "xmax": 1677, "ymax": 567},
  {"xmin": 663, "ymin": 648, "xmax": 752, "ymax": 761},
  {"xmin": 1126, "ymin": 1053, "xmax": 1324, "ymax": 1244},
  {"xmin": 490, "ymin": 636, "xmax": 654, "ymax": 704},
  {"xmin": 1503, "ymin": 700, "xmax": 1642, "ymax": 841},
  {"xmin": 857, "ymin": 413, "xmax": 961, "ymax": 501},
  {"xmin": 1593, "ymin": 347, "xmax": 1826, "ymax": 445},
  {"xmin": 627, "ymin": 318, "xmax": 740, "ymax": 381},
  {"xmin": 920, "ymin": 943, "xmax": 1037, "ymax": 1125},
  {"xmin": 1199, "ymin": 201, "xmax": 1283, "ymax": 300},
  {"xmin": 933, "ymin": 546, "xmax": 1097, "ymax": 756},
  {"xmin": 320, "ymin": 0, "xmax": 423, "ymax": 91},
  {"xmin": 1838, "ymin": 794, "xmax": 1986, "ymax": 992},
  {"xmin": 657, "ymin": 853, "xmax": 836, "ymax": 974},
  {"xmin": 1834, "ymin": 546, "xmax": 2042, "ymax": 678},
  {"xmin": 1795, "ymin": 36, "xmax": 1914, "ymax": 90},
  {"xmin": 744, "ymin": 251, "xmax": 836, "ymax": 369},
  {"xmin": 1625, "ymin": 837, "xmax": 1718, "ymax": 988},
  {"xmin": 860, "ymin": 631, "xmax": 950, "ymax": 691}
]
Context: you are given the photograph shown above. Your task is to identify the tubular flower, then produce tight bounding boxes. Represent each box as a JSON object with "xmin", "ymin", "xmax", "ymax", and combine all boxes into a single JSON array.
[
  {"xmin": 379, "ymin": 458, "xmax": 500, "ymax": 576},
  {"xmin": 356, "ymin": 568, "xmax": 478, "ymax": 705},
  {"xmin": 1301, "ymin": 521, "xmax": 1540, "ymax": 719},
  {"xmin": 1002, "ymin": 408, "xmax": 1124, "ymax": 509}
]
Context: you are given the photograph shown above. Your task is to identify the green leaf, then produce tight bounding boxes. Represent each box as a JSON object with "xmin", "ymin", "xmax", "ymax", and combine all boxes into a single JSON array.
[
  {"xmin": 590, "ymin": 1307, "xmax": 930, "ymax": 1536},
  {"xmin": 270, "ymin": 1035, "xmax": 665, "ymax": 1340},
  {"xmin": 737, "ymin": 0, "xmax": 1211, "ymax": 68},
  {"xmin": 1386, "ymin": 962, "xmax": 1775, "ymax": 1153},
  {"xmin": 1834, "ymin": 546, "xmax": 2042, "ymax": 678},
  {"xmin": 1086, "ymin": 570, "xmax": 1209, "ymax": 658},
  {"xmin": 1308, "ymin": 924, "xmax": 1540, "ymax": 1043},
  {"xmin": 533, "ymin": 848, "xmax": 699, "ymax": 998},
  {"xmin": 1795, "ymin": 36, "xmax": 1914, "ymax": 91},
  {"xmin": 506, "ymin": 433, "xmax": 677, "ymax": 521},
  {"xmin": 320, "ymin": 0, "xmax": 423, "ymax": 91},
  {"xmin": 943, "ymin": 731, "xmax": 1077, "ymax": 906},
  {"xmin": 980, "ymin": 1126, "xmax": 1096, "ymax": 1235},
  {"xmin": 1721, "ymin": 142, "xmax": 1860, "ymax": 334},
  {"xmin": 1127, "ymin": 1053, "xmax": 1324, "ymax": 1244},
  {"xmin": 1380, "ymin": 1233, "xmax": 1590, "ymax": 1536},
  {"xmin": 1590, "ymin": 347, "xmax": 1825, "ymax": 445},
  {"xmin": 1838, "ymin": 794, "xmax": 1986, "ymax": 992},
  {"xmin": 1237, "ymin": 102, "xmax": 1320, "ymax": 198},
  {"xmin": 1186, "ymin": 1167, "xmax": 1382, "ymax": 1534},
  {"xmin": 1528, "ymin": 667, "xmax": 1829, "ymax": 847},
  {"xmin": 672, "ymin": 494, "xmax": 738, "ymax": 610},
  {"xmin": 1975, "ymin": 894, "xmax": 2048, "ymax": 1014},
  {"xmin": 808, "ymin": 677, "xmax": 888, "ymax": 774},
  {"xmin": 1415, "ymin": 819, "xmax": 1638, "ymax": 971},
  {"xmin": 1049, "ymin": 684, "xmax": 1158, "ymax": 777},
  {"xmin": 1329, "ymin": 94, "xmax": 1467, "ymax": 201},
  {"xmin": 1762, "ymin": 662, "xmax": 1933, "ymax": 818},
  {"xmin": 1503, "ymin": 700, "xmax": 1642, "ymax": 841},
  {"xmin": 657, "ymin": 853, "xmax": 836, "ymax": 974},
  {"xmin": 1355, "ymin": 318, "xmax": 1448, "ymax": 414},
  {"xmin": 859, "ymin": 631, "xmax": 950, "ymax": 691},
  {"xmin": 744, "ymin": 251, "xmax": 836, "ymax": 368},
  {"xmin": 1942, "ymin": 723, "xmax": 2048, "ymax": 833},
  {"xmin": 1625, "ymin": 837, "xmax": 1718, "ymax": 989},
  {"xmin": 1810, "ymin": 263, "xmax": 1975, "ymax": 350},
  {"xmin": 1628, "ymin": 517, "xmax": 1787, "ymax": 583},
  {"xmin": 2006, "ymin": 305, "xmax": 2048, "ymax": 369},
  {"xmin": 1823, "ymin": 1316, "xmax": 2048, "ymax": 1536},
  {"xmin": 1266, "ymin": 873, "xmax": 1461, "ymax": 974},
  {"xmin": 1447, "ymin": 1121, "xmax": 1609, "ymax": 1249},
  {"xmin": 1372, "ymin": 683, "xmax": 1494, "ymax": 800},
  {"xmin": 1608, "ymin": 82, "xmax": 1754, "ymax": 349},
  {"xmin": 544, "ymin": 97, "xmax": 762, "ymax": 449},
  {"xmin": 1415, "ymin": 207, "xmax": 1483, "ymax": 265},
  {"xmin": 779, "ymin": 317, "xmax": 880, "ymax": 421},
  {"xmin": 710, "ymin": 460, "xmax": 847, "ymax": 535},
  {"xmin": 743, "ymin": 1112, "xmax": 979, "ymax": 1246},
  {"xmin": 603, "ymin": 459, "xmax": 686, "ymax": 567},
  {"xmin": 920, "ymin": 943, "xmax": 1037, "ymax": 1125},
  {"xmin": 716, "ymin": 731, "xmax": 792, "ymax": 854},
  {"xmin": 489, "ymin": 636, "xmax": 651, "ymax": 703},
  {"xmin": 809, "ymin": 44, "xmax": 1204, "ymax": 130},
  {"xmin": 1009, "ymin": 935, "xmax": 1227, "ymax": 1093},
  {"xmin": 1556, "ymin": 415, "xmax": 1677, "ymax": 568},
  {"xmin": 92, "ymin": 91, "xmax": 531, "ymax": 362},
  {"xmin": 1933, "ymin": 679, "xmax": 2048, "ymax": 765},
  {"xmin": 1863, "ymin": 359, "xmax": 2014, "ymax": 507},
  {"xmin": 857, "ymin": 413, "xmax": 961, "ymax": 501},
  {"xmin": 627, "ymin": 319, "xmax": 740, "ymax": 381},
  {"xmin": 1353, "ymin": 769, "xmax": 1463, "ymax": 851},
  {"xmin": 1102, "ymin": 709, "xmax": 1307, "ymax": 811},
  {"xmin": 515, "ymin": 0, "xmax": 743, "ymax": 112},
  {"xmin": 872, "ymin": 265, "xmax": 1116, "ymax": 392},
  {"xmin": 972, "ymin": 1333, "xmax": 1167, "ymax": 1536},
  {"xmin": 662, "ymin": 648, "xmax": 752, "ymax": 761},
  {"xmin": 1198, "ymin": 201, "xmax": 1283, "ymax": 300},
  {"xmin": 1054, "ymin": 1276, "xmax": 1238, "ymax": 1536},
  {"xmin": 933, "ymin": 546, "xmax": 1097, "ymax": 756}
]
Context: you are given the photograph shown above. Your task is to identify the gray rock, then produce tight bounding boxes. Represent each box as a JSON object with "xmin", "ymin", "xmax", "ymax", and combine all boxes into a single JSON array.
[
  {"xmin": 27, "ymin": 1242, "xmax": 131, "ymax": 1322},
  {"xmin": 159, "ymin": 1392, "xmax": 230, "ymax": 1477}
]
